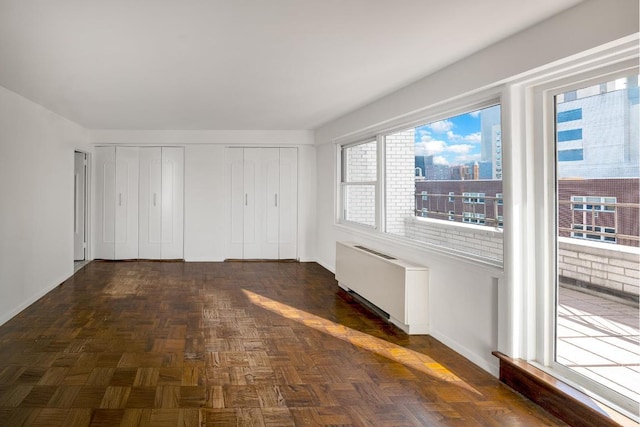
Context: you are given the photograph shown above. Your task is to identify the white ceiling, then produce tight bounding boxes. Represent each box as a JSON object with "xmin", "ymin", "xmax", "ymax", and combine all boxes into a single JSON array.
[{"xmin": 0, "ymin": 0, "xmax": 583, "ymax": 130}]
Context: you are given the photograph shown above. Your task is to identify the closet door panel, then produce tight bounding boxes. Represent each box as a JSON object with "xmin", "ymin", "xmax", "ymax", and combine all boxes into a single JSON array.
[
  {"xmin": 264, "ymin": 148, "xmax": 280, "ymax": 259},
  {"xmin": 227, "ymin": 148, "xmax": 244, "ymax": 259},
  {"xmin": 243, "ymin": 148, "xmax": 261, "ymax": 259},
  {"xmin": 161, "ymin": 147, "xmax": 184, "ymax": 259},
  {"xmin": 114, "ymin": 147, "xmax": 139, "ymax": 259},
  {"xmin": 95, "ymin": 147, "xmax": 116, "ymax": 259},
  {"xmin": 279, "ymin": 148, "xmax": 298, "ymax": 259},
  {"xmin": 139, "ymin": 147, "xmax": 162, "ymax": 259}
]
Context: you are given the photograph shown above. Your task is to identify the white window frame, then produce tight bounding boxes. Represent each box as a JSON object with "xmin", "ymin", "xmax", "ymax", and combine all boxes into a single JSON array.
[
  {"xmin": 335, "ymin": 95, "xmax": 504, "ymax": 268},
  {"xmin": 339, "ymin": 139, "xmax": 380, "ymax": 229},
  {"xmin": 524, "ymin": 58, "xmax": 639, "ymax": 418}
]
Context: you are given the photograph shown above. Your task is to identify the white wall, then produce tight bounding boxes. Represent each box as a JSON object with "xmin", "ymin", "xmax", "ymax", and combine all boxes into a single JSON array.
[
  {"xmin": 314, "ymin": 0, "xmax": 638, "ymax": 375},
  {"xmin": 0, "ymin": 85, "xmax": 90, "ymax": 326},
  {"xmin": 90, "ymin": 130, "xmax": 316, "ymax": 262}
]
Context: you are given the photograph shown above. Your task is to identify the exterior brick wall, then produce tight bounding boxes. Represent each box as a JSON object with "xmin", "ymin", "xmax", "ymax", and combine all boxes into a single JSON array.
[
  {"xmin": 404, "ymin": 216, "xmax": 504, "ymax": 263},
  {"xmin": 385, "ymin": 130, "xmax": 416, "ymax": 235},
  {"xmin": 558, "ymin": 237, "xmax": 639, "ymax": 299},
  {"xmin": 402, "ymin": 218, "xmax": 638, "ymax": 301}
]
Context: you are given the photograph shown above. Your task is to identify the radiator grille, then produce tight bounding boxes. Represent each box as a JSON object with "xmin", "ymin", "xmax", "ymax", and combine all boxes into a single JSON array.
[{"xmin": 354, "ymin": 245, "xmax": 396, "ymax": 260}]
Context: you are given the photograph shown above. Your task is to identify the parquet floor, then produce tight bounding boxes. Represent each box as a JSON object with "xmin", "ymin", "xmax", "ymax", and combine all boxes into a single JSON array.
[{"xmin": 0, "ymin": 261, "xmax": 566, "ymax": 426}]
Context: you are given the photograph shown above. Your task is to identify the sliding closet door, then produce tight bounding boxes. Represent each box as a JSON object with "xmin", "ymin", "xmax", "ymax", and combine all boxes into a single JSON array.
[
  {"xmin": 95, "ymin": 146, "xmax": 116, "ymax": 259},
  {"xmin": 242, "ymin": 148, "xmax": 261, "ymax": 259},
  {"xmin": 226, "ymin": 147, "xmax": 297, "ymax": 260},
  {"xmin": 227, "ymin": 148, "xmax": 245, "ymax": 259},
  {"xmin": 114, "ymin": 147, "xmax": 139, "ymax": 259},
  {"xmin": 139, "ymin": 147, "xmax": 184, "ymax": 259},
  {"xmin": 139, "ymin": 147, "xmax": 162, "ymax": 259},
  {"xmin": 161, "ymin": 147, "xmax": 184, "ymax": 259},
  {"xmin": 278, "ymin": 148, "xmax": 298, "ymax": 259},
  {"xmin": 263, "ymin": 148, "xmax": 280, "ymax": 259}
]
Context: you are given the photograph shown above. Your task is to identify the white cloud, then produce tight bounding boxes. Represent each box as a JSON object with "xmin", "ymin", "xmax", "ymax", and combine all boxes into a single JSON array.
[
  {"xmin": 446, "ymin": 144, "xmax": 474, "ymax": 154},
  {"xmin": 415, "ymin": 139, "xmax": 446, "ymax": 156},
  {"xmin": 454, "ymin": 153, "xmax": 482, "ymax": 163},
  {"xmin": 428, "ymin": 120, "xmax": 454, "ymax": 133},
  {"xmin": 464, "ymin": 132, "xmax": 481, "ymax": 144},
  {"xmin": 469, "ymin": 111, "xmax": 480, "ymax": 118},
  {"xmin": 433, "ymin": 155, "xmax": 449, "ymax": 166}
]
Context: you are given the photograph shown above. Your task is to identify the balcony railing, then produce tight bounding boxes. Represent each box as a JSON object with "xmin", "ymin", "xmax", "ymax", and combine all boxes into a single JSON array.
[
  {"xmin": 414, "ymin": 192, "xmax": 503, "ymax": 229},
  {"xmin": 414, "ymin": 192, "xmax": 639, "ymax": 246}
]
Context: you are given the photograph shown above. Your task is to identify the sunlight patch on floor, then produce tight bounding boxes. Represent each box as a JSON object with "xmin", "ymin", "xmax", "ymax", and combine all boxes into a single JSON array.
[{"xmin": 242, "ymin": 289, "xmax": 481, "ymax": 395}]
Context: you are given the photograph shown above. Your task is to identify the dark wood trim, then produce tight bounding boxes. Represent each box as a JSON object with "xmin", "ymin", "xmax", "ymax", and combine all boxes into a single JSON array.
[{"xmin": 492, "ymin": 351, "xmax": 638, "ymax": 427}]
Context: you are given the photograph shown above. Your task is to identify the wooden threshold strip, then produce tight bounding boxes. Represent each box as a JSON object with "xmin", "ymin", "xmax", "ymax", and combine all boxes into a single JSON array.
[{"xmin": 492, "ymin": 351, "xmax": 638, "ymax": 427}]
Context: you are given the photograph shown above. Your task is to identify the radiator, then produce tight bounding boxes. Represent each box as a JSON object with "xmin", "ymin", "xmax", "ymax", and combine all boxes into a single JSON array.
[{"xmin": 335, "ymin": 241, "xmax": 429, "ymax": 334}]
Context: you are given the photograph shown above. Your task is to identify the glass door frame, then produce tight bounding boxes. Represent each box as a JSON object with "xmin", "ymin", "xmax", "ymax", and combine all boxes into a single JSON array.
[{"xmin": 533, "ymin": 63, "xmax": 639, "ymax": 418}]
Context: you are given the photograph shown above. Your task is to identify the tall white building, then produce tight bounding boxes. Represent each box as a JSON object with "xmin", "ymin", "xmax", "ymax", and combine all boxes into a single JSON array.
[
  {"xmin": 556, "ymin": 76, "xmax": 639, "ymax": 179},
  {"xmin": 480, "ymin": 105, "xmax": 502, "ymax": 179}
]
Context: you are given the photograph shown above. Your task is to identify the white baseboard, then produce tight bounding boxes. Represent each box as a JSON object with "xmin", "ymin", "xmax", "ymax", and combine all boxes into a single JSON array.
[{"xmin": 0, "ymin": 270, "xmax": 73, "ymax": 327}]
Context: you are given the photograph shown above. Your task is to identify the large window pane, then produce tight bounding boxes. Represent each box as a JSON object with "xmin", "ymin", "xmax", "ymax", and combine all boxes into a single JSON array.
[
  {"xmin": 343, "ymin": 185, "xmax": 376, "ymax": 227},
  {"xmin": 554, "ymin": 74, "xmax": 639, "ymax": 410},
  {"xmin": 341, "ymin": 140, "xmax": 377, "ymax": 227},
  {"xmin": 384, "ymin": 105, "xmax": 503, "ymax": 262}
]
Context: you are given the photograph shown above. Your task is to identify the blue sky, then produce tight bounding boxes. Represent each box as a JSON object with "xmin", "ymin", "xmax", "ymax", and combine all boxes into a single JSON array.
[{"xmin": 414, "ymin": 109, "xmax": 483, "ymax": 167}]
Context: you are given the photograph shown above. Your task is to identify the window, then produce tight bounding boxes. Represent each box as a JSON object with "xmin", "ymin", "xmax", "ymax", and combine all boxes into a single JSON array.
[
  {"xmin": 463, "ymin": 212, "xmax": 485, "ymax": 225},
  {"xmin": 463, "ymin": 192, "xmax": 485, "ymax": 204},
  {"xmin": 558, "ymin": 148, "xmax": 584, "ymax": 161},
  {"xmin": 340, "ymin": 103, "xmax": 503, "ymax": 264},
  {"xmin": 571, "ymin": 196, "xmax": 616, "ymax": 212},
  {"xmin": 571, "ymin": 224, "xmax": 616, "ymax": 243},
  {"xmin": 496, "ymin": 193, "xmax": 503, "ymax": 205},
  {"xmin": 550, "ymin": 72, "xmax": 639, "ymax": 415},
  {"xmin": 341, "ymin": 140, "xmax": 377, "ymax": 228},
  {"xmin": 557, "ymin": 128, "xmax": 583, "ymax": 141},
  {"xmin": 557, "ymin": 108, "xmax": 582, "ymax": 123}
]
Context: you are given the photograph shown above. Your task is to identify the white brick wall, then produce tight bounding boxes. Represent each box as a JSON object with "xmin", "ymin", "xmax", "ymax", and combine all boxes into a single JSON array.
[
  {"xmin": 385, "ymin": 129, "xmax": 415, "ymax": 235},
  {"xmin": 558, "ymin": 237, "xmax": 639, "ymax": 297},
  {"xmin": 403, "ymin": 217, "xmax": 638, "ymax": 299},
  {"xmin": 404, "ymin": 216, "xmax": 504, "ymax": 262}
]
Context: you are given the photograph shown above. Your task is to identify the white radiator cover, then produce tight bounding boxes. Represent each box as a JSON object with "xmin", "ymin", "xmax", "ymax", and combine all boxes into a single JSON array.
[{"xmin": 335, "ymin": 241, "xmax": 429, "ymax": 334}]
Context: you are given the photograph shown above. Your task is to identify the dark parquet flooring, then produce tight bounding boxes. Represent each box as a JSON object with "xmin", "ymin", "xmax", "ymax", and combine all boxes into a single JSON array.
[{"xmin": 0, "ymin": 261, "xmax": 566, "ymax": 426}]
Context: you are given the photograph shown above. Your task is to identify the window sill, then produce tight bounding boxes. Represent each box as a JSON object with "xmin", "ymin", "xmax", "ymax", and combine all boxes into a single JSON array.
[
  {"xmin": 334, "ymin": 221, "xmax": 504, "ymax": 273},
  {"xmin": 492, "ymin": 351, "xmax": 638, "ymax": 427}
]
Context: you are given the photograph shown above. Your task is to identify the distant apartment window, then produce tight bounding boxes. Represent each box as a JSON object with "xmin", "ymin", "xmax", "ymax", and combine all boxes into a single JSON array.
[
  {"xmin": 448, "ymin": 192, "xmax": 455, "ymax": 202},
  {"xmin": 557, "ymin": 129, "xmax": 583, "ymax": 142},
  {"xmin": 558, "ymin": 148, "xmax": 584, "ymax": 161},
  {"xmin": 341, "ymin": 140, "xmax": 377, "ymax": 227},
  {"xmin": 557, "ymin": 109, "xmax": 582, "ymax": 123},
  {"xmin": 496, "ymin": 193, "xmax": 503, "ymax": 205},
  {"xmin": 463, "ymin": 192, "xmax": 485, "ymax": 204},
  {"xmin": 571, "ymin": 196, "xmax": 616, "ymax": 212},
  {"xmin": 571, "ymin": 224, "xmax": 616, "ymax": 243},
  {"xmin": 463, "ymin": 212, "xmax": 485, "ymax": 225},
  {"xmin": 421, "ymin": 191, "xmax": 428, "ymax": 201},
  {"xmin": 448, "ymin": 210, "xmax": 455, "ymax": 221}
]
